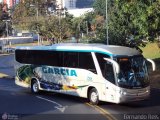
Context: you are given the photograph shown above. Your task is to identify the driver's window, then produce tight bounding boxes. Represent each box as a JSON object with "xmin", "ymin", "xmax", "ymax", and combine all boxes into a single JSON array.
[
  {"xmin": 104, "ymin": 62, "xmax": 115, "ymax": 84},
  {"xmin": 96, "ymin": 53, "xmax": 115, "ymax": 84}
]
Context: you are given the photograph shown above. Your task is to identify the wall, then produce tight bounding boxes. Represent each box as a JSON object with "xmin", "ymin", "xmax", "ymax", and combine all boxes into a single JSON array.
[{"xmin": 0, "ymin": 37, "xmax": 33, "ymax": 46}]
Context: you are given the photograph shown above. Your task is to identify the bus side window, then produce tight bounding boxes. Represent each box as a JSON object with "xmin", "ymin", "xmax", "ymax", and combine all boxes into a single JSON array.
[
  {"xmin": 79, "ymin": 52, "xmax": 97, "ymax": 74},
  {"xmin": 104, "ymin": 63, "xmax": 115, "ymax": 84},
  {"xmin": 15, "ymin": 50, "xmax": 64, "ymax": 67},
  {"xmin": 15, "ymin": 50, "xmax": 34, "ymax": 64},
  {"xmin": 96, "ymin": 53, "xmax": 115, "ymax": 84},
  {"xmin": 40, "ymin": 50, "xmax": 64, "ymax": 67},
  {"xmin": 15, "ymin": 50, "xmax": 26, "ymax": 63},
  {"xmin": 63, "ymin": 52, "xmax": 78, "ymax": 68}
]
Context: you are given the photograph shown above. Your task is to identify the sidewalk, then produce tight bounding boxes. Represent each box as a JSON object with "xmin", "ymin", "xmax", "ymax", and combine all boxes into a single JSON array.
[
  {"xmin": 0, "ymin": 73, "xmax": 14, "ymax": 79},
  {"xmin": 0, "ymin": 53, "xmax": 10, "ymax": 56},
  {"xmin": 0, "ymin": 54, "xmax": 15, "ymax": 79}
]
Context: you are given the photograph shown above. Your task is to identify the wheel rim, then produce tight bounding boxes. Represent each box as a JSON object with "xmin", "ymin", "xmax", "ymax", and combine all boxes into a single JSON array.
[
  {"xmin": 90, "ymin": 92, "xmax": 98, "ymax": 103},
  {"xmin": 33, "ymin": 82, "xmax": 38, "ymax": 92}
]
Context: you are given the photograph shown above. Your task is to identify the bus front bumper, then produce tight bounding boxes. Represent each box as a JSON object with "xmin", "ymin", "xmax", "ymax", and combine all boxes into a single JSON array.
[{"xmin": 115, "ymin": 89, "xmax": 150, "ymax": 103}]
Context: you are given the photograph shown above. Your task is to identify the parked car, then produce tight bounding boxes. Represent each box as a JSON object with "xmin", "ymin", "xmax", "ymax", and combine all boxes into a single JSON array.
[{"xmin": 3, "ymin": 47, "xmax": 15, "ymax": 53}]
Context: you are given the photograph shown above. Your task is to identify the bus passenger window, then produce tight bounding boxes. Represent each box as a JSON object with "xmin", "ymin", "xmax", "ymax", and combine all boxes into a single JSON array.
[
  {"xmin": 63, "ymin": 52, "xmax": 78, "ymax": 68},
  {"xmin": 15, "ymin": 50, "xmax": 64, "ymax": 67},
  {"xmin": 79, "ymin": 52, "xmax": 97, "ymax": 74}
]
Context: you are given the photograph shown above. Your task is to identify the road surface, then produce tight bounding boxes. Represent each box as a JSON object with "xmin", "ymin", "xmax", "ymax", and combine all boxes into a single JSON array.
[{"xmin": 0, "ymin": 54, "xmax": 160, "ymax": 120}]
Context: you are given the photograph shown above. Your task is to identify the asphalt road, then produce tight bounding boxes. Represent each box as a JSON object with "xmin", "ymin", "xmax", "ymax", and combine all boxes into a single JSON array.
[
  {"xmin": 0, "ymin": 54, "xmax": 160, "ymax": 120},
  {"xmin": 0, "ymin": 78, "xmax": 108, "ymax": 120}
]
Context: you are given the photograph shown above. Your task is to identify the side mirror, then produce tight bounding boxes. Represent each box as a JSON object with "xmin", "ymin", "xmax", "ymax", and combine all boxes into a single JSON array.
[
  {"xmin": 103, "ymin": 58, "xmax": 120, "ymax": 74},
  {"xmin": 146, "ymin": 59, "xmax": 156, "ymax": 71}
]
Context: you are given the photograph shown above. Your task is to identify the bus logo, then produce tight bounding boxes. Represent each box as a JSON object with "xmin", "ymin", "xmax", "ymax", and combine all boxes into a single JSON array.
[{"xmin": 42, "ymin": 67, "xmax": 77, "ymax": 77}]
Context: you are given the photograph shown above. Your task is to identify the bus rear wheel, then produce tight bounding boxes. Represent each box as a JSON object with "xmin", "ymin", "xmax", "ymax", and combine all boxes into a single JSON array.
[
  {"xmin": 89, "ymin": 88, "xmax": 99, "ymax": 105},
  {"xmin": 31, "ymin": 80, "xmax": 39, "ymax": 93}
]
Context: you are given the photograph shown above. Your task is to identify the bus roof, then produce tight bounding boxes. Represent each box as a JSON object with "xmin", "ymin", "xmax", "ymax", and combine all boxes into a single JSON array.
[{"xmin": 16, "ymin": 43, "xmax": 141, "ymax": 57}]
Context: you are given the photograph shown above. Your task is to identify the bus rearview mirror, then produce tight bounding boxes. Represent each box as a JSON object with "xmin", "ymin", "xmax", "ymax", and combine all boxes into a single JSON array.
[
  {"xmin": 103, "ymin": 58, "xmax": 120, "ymax": 74},
  {"xmin": 146, "ymin": 59, "xmax": 156, "ymax": 71}
]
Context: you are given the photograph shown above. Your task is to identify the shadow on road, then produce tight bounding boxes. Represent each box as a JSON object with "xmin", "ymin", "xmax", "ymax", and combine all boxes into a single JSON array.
[
  {"xmin": 150, "ymin": 58, "xmax": 160, "ymax": 88},
  {"xmin": 154, "ymin": 58, "xmax": 160, "ymax": 70}
]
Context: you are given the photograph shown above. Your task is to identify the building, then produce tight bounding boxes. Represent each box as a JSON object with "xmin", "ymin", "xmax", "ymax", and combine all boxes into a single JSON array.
[
  {"xmin": 56, "ymin": 0, "xmax": 95, "ymax": 9},
  {"xmin": 1, "ymin": 0, "xmax": 95, "ymax": 17},
  {"xmin": 57, "ymin": 0, "xmax": 95, "ymax": 17},
  {"xmin": 3, "ymin": 0, "xmax": 12, "ymax": 8},
  {"xmin": 1, "ymin": 0, "xmax": 19, "ymax": 8}
]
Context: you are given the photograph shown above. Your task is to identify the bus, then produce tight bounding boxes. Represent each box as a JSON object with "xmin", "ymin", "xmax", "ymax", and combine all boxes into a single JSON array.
[{"xmin": 14, "ymin": 43, "xmax": 155, "ymax": 105}]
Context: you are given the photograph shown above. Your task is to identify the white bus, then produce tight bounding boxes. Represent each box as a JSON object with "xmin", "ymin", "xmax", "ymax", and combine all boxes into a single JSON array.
[{"xmin": 14, "ymin": 43, "xmax": 155, "ymax": 104}]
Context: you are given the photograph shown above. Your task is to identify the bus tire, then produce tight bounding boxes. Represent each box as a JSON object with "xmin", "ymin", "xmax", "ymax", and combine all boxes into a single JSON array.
[
  {"xmin": 31, "ymin": 79, "xmax": 39, "ymax": 93},
  {"xmin": 89, "ymin": 88, "xmax": 99, "ymax": 105}
]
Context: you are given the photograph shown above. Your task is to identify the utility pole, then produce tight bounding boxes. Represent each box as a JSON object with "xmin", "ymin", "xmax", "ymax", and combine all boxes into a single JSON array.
[
  {"xmin": 86, "ymin": 21, "xmax": 88, "ymax": 36},
  {"xmin": 30, "ymin": 3, "xmax": 40, "ymax": 45},
  {"xmin": 36, "ymin": 2, "xmax": 40, "ymax": 45},
  {"xmin": 106, "ymin": 0, "xmax": 109, "ymax": 45},
  {"xmin": 57, "ymin": 0, "xmax": 63, "ymax": 43},
  {"xmin": 36, "ymin": 4, "xmax": 39, "ymax": 20},
  {"xmin": 59, "ymin": 7, "xmax": 62, "ymax": 43},
  {"xmin": 3, "ymin": 20, "xmax": 10, "ymax": 52}
]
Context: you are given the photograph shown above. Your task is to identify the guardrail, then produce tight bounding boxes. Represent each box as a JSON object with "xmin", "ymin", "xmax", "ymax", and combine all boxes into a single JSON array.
[{"xmin": 0, "ymin": 37, "xmax": 33, "ymax": 53}]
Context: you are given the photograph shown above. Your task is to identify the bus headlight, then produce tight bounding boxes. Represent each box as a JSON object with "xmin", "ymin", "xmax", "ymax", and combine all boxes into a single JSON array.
[{"xmin": 119, "ymin": 90, "xmax": 127, "ymax": 95}]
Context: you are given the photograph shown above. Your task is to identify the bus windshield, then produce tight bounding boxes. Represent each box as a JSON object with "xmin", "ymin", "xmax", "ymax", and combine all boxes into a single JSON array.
[{"xmin": 115, "ymin": 56, "xmax": 149, "ymax": 88}]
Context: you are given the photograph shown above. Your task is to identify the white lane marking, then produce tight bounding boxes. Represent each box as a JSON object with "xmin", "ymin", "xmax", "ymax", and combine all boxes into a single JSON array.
[{"xmin": 36, "ymin": 96, "xmax": 68, "ymax": 113}]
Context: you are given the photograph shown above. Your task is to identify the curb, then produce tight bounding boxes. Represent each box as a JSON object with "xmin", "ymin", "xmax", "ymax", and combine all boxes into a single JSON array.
[
  {"xmin": 0, "ymin": 76, "xmax": 15, "ymax": 79},
  {"xmin": 0, "ymin": 53, "xmax": 14, "ymax": 57},
  {"xmin": 0, "ymin": 54, "xmax": 10, "ymax": 56}
]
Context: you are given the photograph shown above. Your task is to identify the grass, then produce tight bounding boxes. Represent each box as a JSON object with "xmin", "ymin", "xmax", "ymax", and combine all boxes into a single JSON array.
[
  {"xmin": 141, "ymin": 42, "xmax": 160, "ymax": 71},
  {"xmin": 0, "ymin": 73, "xmax": 8, "ymax": 78},
  {"xmin": 141, "ymin": 42, "xmax": 160, "ymax": 59},
  {"xmin": 141, "ymin": 42, "xmax": 160, "ymax": 88},
  {"xmin": 11, "ymin": 42, "xmax": 38, "ymax": 47},
  {"xmin": 11, "ymin": 41, "xmax": 50, "ymax": 47}
]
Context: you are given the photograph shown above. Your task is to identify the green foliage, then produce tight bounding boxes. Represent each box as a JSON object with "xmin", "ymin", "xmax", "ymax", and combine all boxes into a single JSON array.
[
  {"xmin": 12, "ymin": 0, "xmax": 73, "ymax": 42},
  {"xmin": 0, "ymin": 3, "xmax": 2, "ymax": 19},
  {"xmin": 28, "ymin": 15, "xmax": 73, "ymax": 43},
  {"xmin": 92, "ymin": 0, "xmax": 160, "ymax": 46},
  {"xmin": 71, "ymin": 16, "xmax": 86, "ymax": 39},
  {"xmin": 93, "ymin": 0, "xmax": 106, "ymax": 16},
  {"xmin": 10, "ymin": 0, "xmax": 160, "ymax": 46},
  {"xmin": 0, "ymin": 2, "xmax": 12, "ymax": 37}
]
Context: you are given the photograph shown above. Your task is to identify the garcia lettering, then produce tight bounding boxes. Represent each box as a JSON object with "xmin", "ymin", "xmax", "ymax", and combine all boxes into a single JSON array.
[{"xmin": 42, "ymin": 67, "xmax": 77, "ymax": 77}]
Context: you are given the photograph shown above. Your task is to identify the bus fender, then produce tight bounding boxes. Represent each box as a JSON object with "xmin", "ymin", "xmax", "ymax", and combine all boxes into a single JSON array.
[{"xmin": 30, "ymin": 77, "xmax": 41, "ymax": 90}]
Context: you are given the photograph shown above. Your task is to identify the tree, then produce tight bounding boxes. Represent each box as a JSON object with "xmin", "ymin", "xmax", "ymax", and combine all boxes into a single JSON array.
[
  {"xmin": 12, "ymin": 0, "xmax": 74, "ymax": 43},
  {"xmin": 0, "ymin": 2, "xmax": 12, "ymax": 37},
  {"xmin": 84, "ymin": 12, "xmax": 106, "ymax": 42},
  {"xmin": 92, "ymin": 0, "xmax": 160, "ymax": 46},
  {"xmin": 93, "ymin": 0, "xmax": 106, "ymax": 16},
  {"xmin": 0, "ymin": 2, "xmax": 4, "ymax": 36}
]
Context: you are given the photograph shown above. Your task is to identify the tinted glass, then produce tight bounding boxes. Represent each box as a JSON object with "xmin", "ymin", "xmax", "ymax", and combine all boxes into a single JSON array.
[
  {"xmin": 15, "ymin": 50, "xmax": 63, "ymax": 66},
  {"xmin": 96, "ymin": 53, "xmax": 115, "ymax": 84},
  {"xmin": 16, "ymin": 50, "xmax": 97, "ymax": 73},
  {"xmin": 79, "ymin": 52, "xmax": 96, "ymax": 73},
  {"xmin": 63, "ymin": 52, "xmax": 78, "ymax": 68},
  {"xmin": 116, "ymin": 56, "xmax": 149, "ymax": 88}
]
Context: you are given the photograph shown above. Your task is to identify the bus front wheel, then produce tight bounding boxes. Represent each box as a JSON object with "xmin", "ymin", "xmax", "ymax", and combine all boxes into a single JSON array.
[
  {"xmin": 31, "ymin": 79, "xmax": 39, "ymax": 93},
  {"xmin": 89, "ymin": 88, "xmax": 99, "ymax": 105}
]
